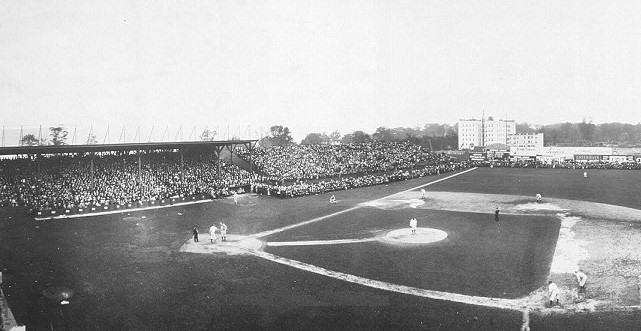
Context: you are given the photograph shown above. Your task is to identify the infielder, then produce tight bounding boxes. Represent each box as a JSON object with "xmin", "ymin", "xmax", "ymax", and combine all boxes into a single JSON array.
[
  {"xmin": 210, "ymin": 225, "xmax": 218, "ymax": 244},
  {"xmin": 421, "ymin": 189, "xmax": 426, "ymax": 199},
  {"xmin": 575, "ymin": 270, "xmax": 587, "ymax": 291},
  {"xmin": 536, "ymin": 193, "xmax": 542, "ymax": 203},
  {"xmin": 219, "ymin": 222, "xmax": 228, "ymax": 242},
  {"xmin": 410, "ymin": 218, "xmax": 417, "ymax": 234},
  {"xmin": 548, "ymin": 281, "xmax": 560, "ymax": 307}
]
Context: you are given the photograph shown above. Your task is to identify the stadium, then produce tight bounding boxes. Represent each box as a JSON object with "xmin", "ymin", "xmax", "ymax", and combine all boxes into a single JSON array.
[
  {"xmin": 1, "ymin": 141, "xmax": 641, "ymax": 330},
  {"xmin": 3, "ymin": 1, "xmax": 641, "ymax": 330}
]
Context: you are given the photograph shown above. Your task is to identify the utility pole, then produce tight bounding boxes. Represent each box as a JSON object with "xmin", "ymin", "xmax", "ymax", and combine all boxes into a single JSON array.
[{"xmin": 481, "ymin": 110, "xmax": 485, "ymax": 147}]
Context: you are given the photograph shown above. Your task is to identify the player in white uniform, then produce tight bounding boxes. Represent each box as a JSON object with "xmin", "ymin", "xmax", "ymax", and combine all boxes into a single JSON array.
[
  {"xmin": 548, "ymin": 281, "xmax": 560, "ymax": 307},
  {"xmin": 583, "ymin": 171, "xmax": 588, "ymax": 178},
  {"xmin": 210, "ymin": 225, "xmax": 218, "ymax": 244},
  {"xmin": 410, "ymin": 218, "xmax": 417, "ymax": 234},
  {"xmin": 520, "ymin": 308, "xmax": 530, "ymax": 331},
  {"xmin": 575, "ymin": 270, "xmax": 587, "ymax": 291},
  {"xmin": 536, "ymin": 193, "xmax": 542, "ymax": 203},
  {"xmin": 219, "ymin": 222, "xmax": 228, "ymax": 242},
  {"xmin": 233, "ymin": 191, "xmax": 238, "ymax": 204},
  {"xmin": 329, "ymin": 195, "xmax": 336, "ymax": 204},
  {"xmin": 421, "ymin": 189, "xmax": 426, "ymax": 199}
]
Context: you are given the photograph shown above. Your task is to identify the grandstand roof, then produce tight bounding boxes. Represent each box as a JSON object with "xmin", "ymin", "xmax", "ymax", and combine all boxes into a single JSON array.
[{"xmin": 0, "ymin": 140, "xmax": 258, "ymax": 156}]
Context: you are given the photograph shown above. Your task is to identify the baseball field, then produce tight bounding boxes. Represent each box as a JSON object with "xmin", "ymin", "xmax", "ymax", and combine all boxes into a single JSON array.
[{"xmin": 1, "ymin": 167, "xmax": 641, "ymax": 330}]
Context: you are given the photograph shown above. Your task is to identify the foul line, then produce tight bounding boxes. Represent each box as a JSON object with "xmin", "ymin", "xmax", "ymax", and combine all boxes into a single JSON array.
[
  {"xmin": 266, "ymin": 238, "xmax": 377, "ymax": 247},
  {"xmin": 35, "ymin": 199, "xmax": 212, "ymax": 221},
  {"xmin": 250, "ymin": 167, "xmax": 477, "ymax": 239},
  {"xmin": 381, "ymin": 167, "xmax": 478, "ymax": 199},
  {"xmin": 248, "ymin": 249, "xmax": 524, "ymax": 311}
]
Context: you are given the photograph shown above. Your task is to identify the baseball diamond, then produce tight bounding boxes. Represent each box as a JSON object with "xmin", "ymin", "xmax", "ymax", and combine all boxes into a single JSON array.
[{"xmin": 1, "ymin": 166, "xmax": 641, "ymax": 329}]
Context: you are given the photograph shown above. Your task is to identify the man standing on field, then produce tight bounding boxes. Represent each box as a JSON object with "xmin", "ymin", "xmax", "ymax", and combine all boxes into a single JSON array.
[
  {"xmin": 219, "ymin": 222, "xmax": 228, "ymax": 242},
  {"xmin": 192, "ymin": 226, "xmax": 199, "ymax": 242},
  {"xmin": 210, "ymin": 224, "xmax": 218, "ymax": 244},
  {"xmin": 575, "ymin": 270, "xmax": 587, "ymax": 291},
  {"xmin": 410, "ymin": 218, "xmax": 417, "ymax": 234},
  {"xmin": 548, "ymin": 281, "xmax": 560, "ymax": 307}
]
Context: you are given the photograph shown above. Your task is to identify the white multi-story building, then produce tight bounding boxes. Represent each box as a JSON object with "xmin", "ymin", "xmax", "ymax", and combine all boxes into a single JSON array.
[
  {"xmin": 458, "ymin": 117, "xmax": 516, "ymax": 149},
  {"xmin": 508, "ymin": 133, "xmax": 544, "ymax": 148}
]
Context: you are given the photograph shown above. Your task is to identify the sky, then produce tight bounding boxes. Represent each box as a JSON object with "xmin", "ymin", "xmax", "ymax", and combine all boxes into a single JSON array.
[{"xmin": 1, "ymin": 0, "xmax": 640, "ymax": 143}]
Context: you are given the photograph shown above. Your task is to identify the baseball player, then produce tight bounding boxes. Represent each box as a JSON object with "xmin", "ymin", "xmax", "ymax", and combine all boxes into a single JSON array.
[
  {"xmin": 421, "ymin": 189, "xmax": 426, "ymax": 199},
  {"xmin": 410, "ymin": 218, "xmax": 417, "ymax": 234},
  {"xmin": 210, "ymin": 225, "xmax": 218, "ymax": 244},
  {"xmin": 548, "ymin": 281, "xmax": 560, "ymax": 307},
  {"xmin": 219, "ymin": 222, "xmax": 228, "ymax": 242},
  {"xmin": 536, "ymin": 193, "xmax": 542, "ymax": 203},
  {"xmin": 575, "ymin": 270, "xmax": 587, "ymax": 291},
  {"xmin": 192, "ymin": 226, "xmax": 199, "ymax": 242},
  {"xmin": 329, "ymin": 195, "xmax": 336, "ymax": 204},
  {"xmin": 520, "ymin": 308, "xmax": 530, "ymax": 331}
]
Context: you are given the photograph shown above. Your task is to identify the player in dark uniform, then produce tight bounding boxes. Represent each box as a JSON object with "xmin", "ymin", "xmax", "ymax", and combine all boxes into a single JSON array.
[{"xmin": 495, "ymin": 207, "xmax": 500, "ymax": 222}]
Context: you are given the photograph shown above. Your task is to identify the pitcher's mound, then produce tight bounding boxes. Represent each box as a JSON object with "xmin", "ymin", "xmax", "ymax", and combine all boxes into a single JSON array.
[{"xmin": 381, "ymin": 228, "xmax": 448, "ymax": 245}]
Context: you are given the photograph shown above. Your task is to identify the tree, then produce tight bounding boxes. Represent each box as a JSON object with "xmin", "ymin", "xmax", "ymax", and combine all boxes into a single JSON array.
[
  {"xmin": 86, "ymin": 133, "xmax": 99, "ymax": 145},
  {"xmin": 329, "ymin": 130, "xmax": 341, "ymax": 144},
  {"xmin": 266, "ymin": 125, "xmax": 294, "ymax": 147},
  {"xmin": 200, "ymin": 128, "xmax": 217, "ymax": 141},
  {"xmin": 351, "ymin": 131, "xmax": 372, "ymax": 143},
  {"xmin": 515, "ymin": 122, "xmax": 536, "ymax": 134},
  {"xmin": 423, "ymin": 123, "xmax": 443, "ymax": 137},
  {"xmin": 301, "ymin": 132, "xmax": 330, "ymax": 145},
  {"xmin": 21, "ymin": 134, "xmax": 44, "ymax": 146},
  {"xmin": 372, "ymin": 127, "xmax": 394, "ymax": 142},
  {"xmin": 578, "ymin": 118, "xmax": 595, "ymax": 143},
  {"xmin": 49, "ymin": 125, "xmax": 69, "ymax": 145},
  {"xmin": 340, "ymin": 133, "xmax": 354, "ymax": 144}
]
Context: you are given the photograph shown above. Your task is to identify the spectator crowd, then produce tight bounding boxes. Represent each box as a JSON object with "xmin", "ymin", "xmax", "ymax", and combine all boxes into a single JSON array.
[
  {"xmin": 8, "ymin": 141, "xmax": 636, "ymax": 215},
  {"xmin": 0, "ymin": 151, "xmax": 255, "ymax": 213},
  {"xmin": 237, "ymin": 142, "xmax": 439, "ymax": 182}
]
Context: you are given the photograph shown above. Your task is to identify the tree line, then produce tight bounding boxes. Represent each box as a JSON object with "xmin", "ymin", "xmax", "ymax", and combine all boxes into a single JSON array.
[{"xmin": 20, "ymin": 121, "xmax": 641, "ymax": 150}]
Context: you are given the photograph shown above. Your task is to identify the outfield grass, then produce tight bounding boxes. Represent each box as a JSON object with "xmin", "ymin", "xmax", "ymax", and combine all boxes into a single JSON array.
[{"xmin": 0, "ymin": 168, "xmax": 640, "ymax": 330}]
